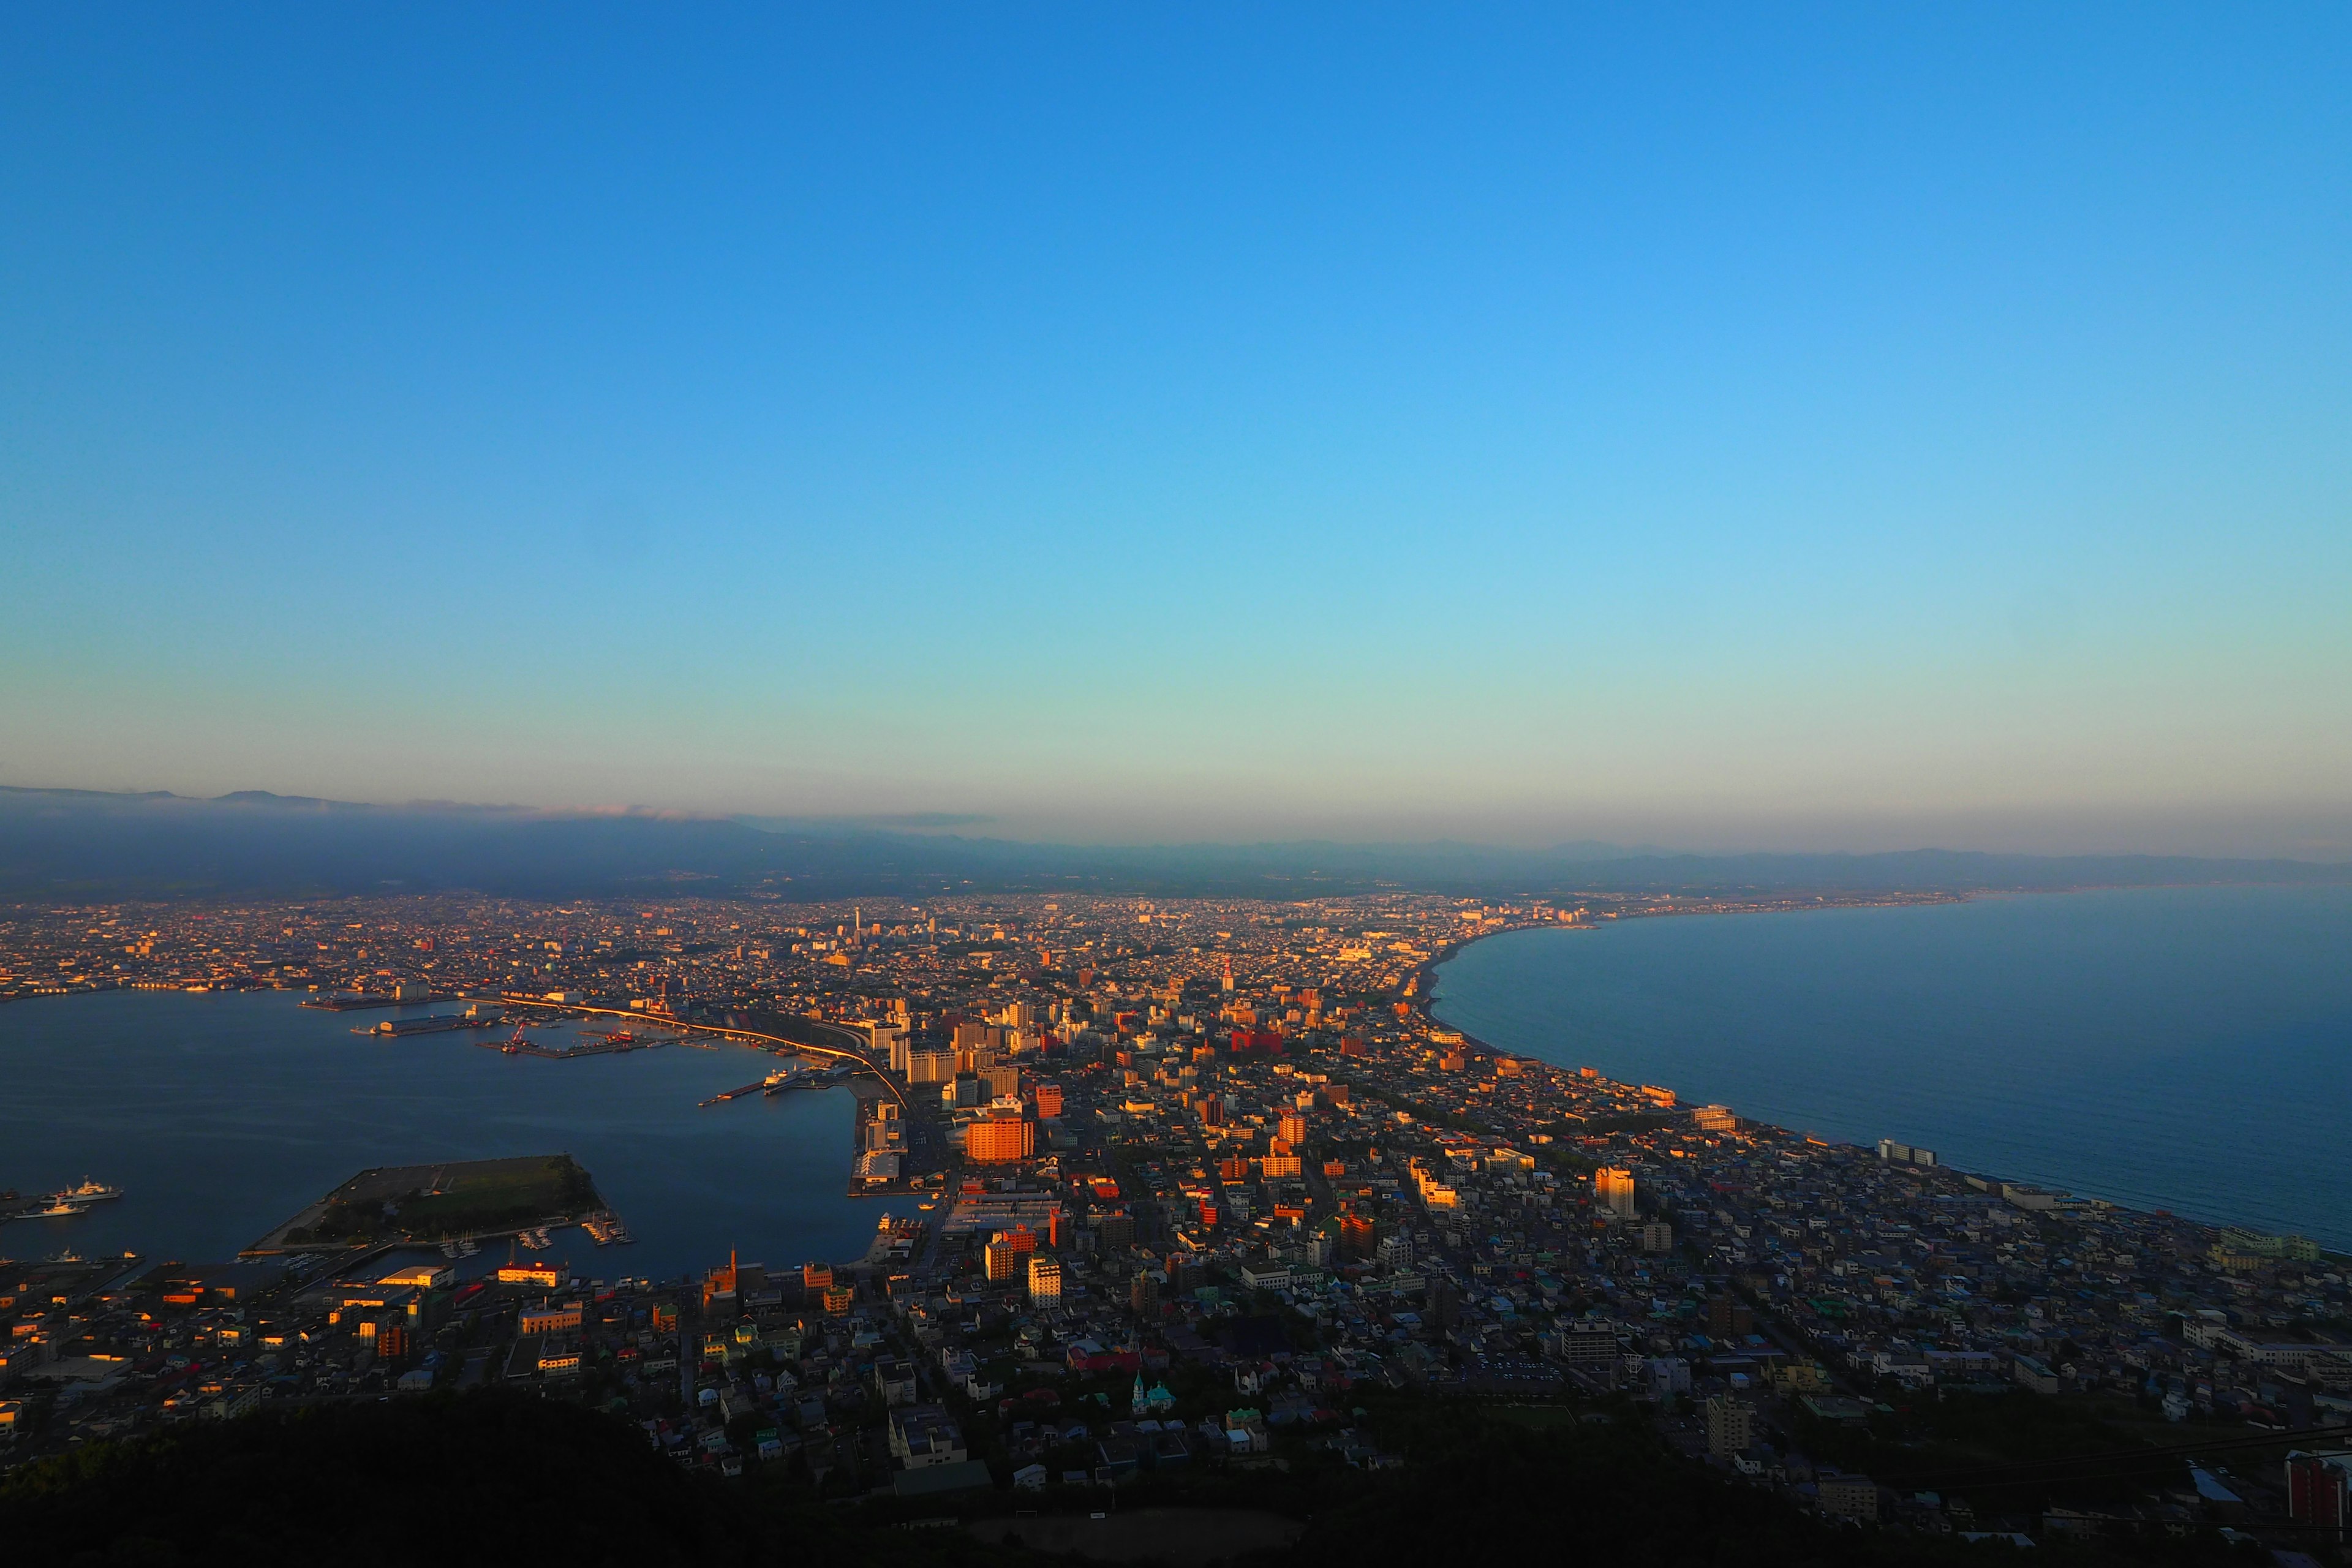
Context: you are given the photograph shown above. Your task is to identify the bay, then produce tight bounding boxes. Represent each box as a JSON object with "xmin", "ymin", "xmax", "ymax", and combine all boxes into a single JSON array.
[
  {"xmin": 0, "ymin": 990, "xmax": 878, "ymax": 1281},
  {"xmin": 1431, "ymin": 883, "xmax": 2352, "ymax": 1250}
]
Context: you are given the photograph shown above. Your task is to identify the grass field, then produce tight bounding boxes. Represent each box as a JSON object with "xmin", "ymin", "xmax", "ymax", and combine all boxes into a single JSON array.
[{"xmin": 259, "ymin": 1154, "xmax": 601, "ymax": 1248}]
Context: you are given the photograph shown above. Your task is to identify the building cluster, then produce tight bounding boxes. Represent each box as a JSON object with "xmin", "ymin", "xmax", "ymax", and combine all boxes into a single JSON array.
[{"xmin": 4, "ymin": 889, "xmax": 2348, "ymax": 1550}]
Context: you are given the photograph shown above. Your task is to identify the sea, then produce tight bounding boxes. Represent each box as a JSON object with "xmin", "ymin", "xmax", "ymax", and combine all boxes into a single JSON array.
[
  {"xmin": 0, "ymin": 992, "xmax": 880, "ymax": 1283},
  {"xmin": 1431, "ymin": 883, "xmax": 2352, "ymax": 1251}
]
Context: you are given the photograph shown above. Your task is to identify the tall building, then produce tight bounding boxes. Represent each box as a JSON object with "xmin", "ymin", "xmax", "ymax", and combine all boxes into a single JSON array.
[
  {"xmin": 1596, "ymin": 1166, "xmax": 1637, "ymax": 1218},
  {"xmin": 1026, "ymin": 1253, "xmax": 1062, "ymax": 1305},
  {"xmin": 1033, "ymin": 1080, "xmax": 1064, "ymax": 1117},
  {"xmin": 1129, "ymin": 1268, "xmax": 1161, "ymax": 1318},
  {"xmin": 2288, "ymin": 1453, "xmax": 2351, "ymax": 1541},
  {"xmin": 966, "ymin": 1113, "xmax": 1034, "ymax": 1164},
  {"xmin": 1704, "ymin": 1395, "xmax": 1755, "ymax": 1458},
  {"xmin": 1693, "ymin": 1104, "xmax": 1737, "ymax": 1133},
  {"xmin": 1277, "ymin": 1110, "xmax": 1308, "ymax": 1146}
]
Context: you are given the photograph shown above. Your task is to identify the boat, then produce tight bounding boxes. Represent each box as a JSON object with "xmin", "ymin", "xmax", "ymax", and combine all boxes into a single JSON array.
[
  {"xmin": 36, "ymin": 1200, "xmax": 86, "ymax": 1218},
  {"xmin": 458, "ymin": 1238, "xmax": 480, "ymax": 1257},
  {"xmin": 52, "ymin": 1179, "xmax": 123, "ymax": 1205}
]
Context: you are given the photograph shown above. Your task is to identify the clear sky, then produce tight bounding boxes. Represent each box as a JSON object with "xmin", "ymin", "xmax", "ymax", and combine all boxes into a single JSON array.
[{"xmin": 4, "ymin": 6, "xmax": 2348, "ymax": 855}]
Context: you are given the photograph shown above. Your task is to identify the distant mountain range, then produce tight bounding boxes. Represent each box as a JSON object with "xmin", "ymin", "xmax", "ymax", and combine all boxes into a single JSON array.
[{"xmin": 1, "ymin": 785, "xmax": 2343, "ymax": 902}]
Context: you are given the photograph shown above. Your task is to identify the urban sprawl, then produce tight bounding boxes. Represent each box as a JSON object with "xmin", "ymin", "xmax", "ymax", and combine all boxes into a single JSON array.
[{"xmin": 3, "ymin": 892, "xmax": 2348, "ymax": 1548}]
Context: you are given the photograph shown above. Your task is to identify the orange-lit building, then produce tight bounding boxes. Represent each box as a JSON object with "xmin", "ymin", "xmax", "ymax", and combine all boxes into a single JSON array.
[
  {"xmin": 984, "ymin": 1226, "xmax": 1038, "ymax": 1283},
  {"xmin": 1596, "ymin": 1166, "xmax": 1637, "ymax": 1217},
  {"xmin": 519, "ymin": 1301, "xmax": 582, "ymax": 1336},
  {"xmin": 496, "ymin": 1260, "xmax": 566, "ymax": 1288},
  {"xmin": 966, "ymin": 1113, "xmax": 1034, "ymax": 1164}
]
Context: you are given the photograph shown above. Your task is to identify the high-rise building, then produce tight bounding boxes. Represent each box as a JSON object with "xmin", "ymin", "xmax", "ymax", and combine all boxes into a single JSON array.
[
  {"xmin": 1693, "ymin": 1104, "xmax": 1737, "ymax": 1133},
  {"xmin": 1704, "ymin": 1395, "xmax": 1754, "ymax": 1458},
  {"xmin": 1033, "ymin": 1080, "xmax": 1064, "ymax": 1117},
  {"xmin": 2288, "ymin": 1454, "xmax": 2351, "ymax": 1540},
  {"xmin": 1026, "ymin": 1254, "xmax": 1063, "ymax": 1305},
  {"xmin": 1129, "ymin": 1268, "xmax": 1161, "ymax": 1318},
  {"xmin": 1596, "ymin": 1167, "xmax": 1637, "ymax": 1217},
  {"xmin": 1706, "ymin": 1295, "xmax": 1754, "ymax": 1338},
  {"xmin": 1278, "ymin": 1110, "xmax": 1308, "ymax": 1146},
  {"xmin": 966, "ymin": 1114, "xmax": 1034, "ymax": 1164}
]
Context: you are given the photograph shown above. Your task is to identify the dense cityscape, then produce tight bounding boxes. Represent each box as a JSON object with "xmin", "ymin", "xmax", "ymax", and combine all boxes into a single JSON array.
[{"xmin": 3, "ymin": 892, "xmax": 2347, "ymax": 1558}]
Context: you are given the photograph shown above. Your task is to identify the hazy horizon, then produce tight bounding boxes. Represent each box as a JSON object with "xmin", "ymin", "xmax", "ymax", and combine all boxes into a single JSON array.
[
  {"xmin": 4, "ymin": 778, "xmax": 2348, "ymax": 863},
  {"xmin": 6, "ymin": 9, "xmax": 2348, "ymax": 859}
]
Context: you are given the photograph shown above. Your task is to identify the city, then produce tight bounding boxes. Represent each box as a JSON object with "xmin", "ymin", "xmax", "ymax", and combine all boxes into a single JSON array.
[{"xmin": 3, "ymin": 891, "xmax": 2346, "ymax": 1555}]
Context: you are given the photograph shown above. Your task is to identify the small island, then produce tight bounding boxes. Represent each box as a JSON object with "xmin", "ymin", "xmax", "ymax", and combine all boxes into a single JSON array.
[{"xmin": 244, "ymin": 1153, "xmax": 602, "ymax": 1254}]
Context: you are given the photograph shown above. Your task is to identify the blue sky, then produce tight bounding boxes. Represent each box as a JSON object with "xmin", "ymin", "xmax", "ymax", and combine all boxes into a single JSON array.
[{"xmin": 4, "ymin": 6, "xmax": 2348, "ymax": 853}]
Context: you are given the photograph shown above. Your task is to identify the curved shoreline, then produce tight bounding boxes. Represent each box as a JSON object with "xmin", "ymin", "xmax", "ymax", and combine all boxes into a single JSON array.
[{"xmin": 1408, "ymin": 890, "xmax": 2352, "ymax": 1253}]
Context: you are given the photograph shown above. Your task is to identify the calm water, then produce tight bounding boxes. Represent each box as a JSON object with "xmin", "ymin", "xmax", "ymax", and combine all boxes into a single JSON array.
[
  {"xmin": 1431, "ymin": 884, "xmax": 2352, "ymax": 1250},
  {"xmin": 0, "ymin": 991, "xmax": 878, "ymax": 1280}
]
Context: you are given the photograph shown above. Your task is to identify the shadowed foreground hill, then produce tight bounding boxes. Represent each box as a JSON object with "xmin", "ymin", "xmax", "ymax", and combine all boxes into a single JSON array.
[
  {"xmin": 0, "ymin": 1394, "xmax": 1014, "ymax": 1568},
  {"xmin": 0, "ymin": 1393, "xmax": 2264, "ymax": 1568}
]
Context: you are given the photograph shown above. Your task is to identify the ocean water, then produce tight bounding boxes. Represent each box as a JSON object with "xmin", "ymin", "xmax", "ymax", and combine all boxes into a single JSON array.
[
  {"xmin": 0, "ymin": 991, "xmax": 879, "ymax": 1280},
  {"xmin": 1430, "ymin": 884, "xmax": 2352, "ymax": 1250}
]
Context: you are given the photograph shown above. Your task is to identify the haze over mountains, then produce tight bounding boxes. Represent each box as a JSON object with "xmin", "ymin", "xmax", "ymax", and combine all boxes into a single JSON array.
[{"xmin": 2, "ymin": 786, "xmax": 2344, "ymax": 903}]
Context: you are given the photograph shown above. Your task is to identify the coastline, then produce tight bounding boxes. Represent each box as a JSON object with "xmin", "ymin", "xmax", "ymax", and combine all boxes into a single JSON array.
[{"xmin": 1410, "ymin": 887, "xmax": 2351, "ymax": 1256}]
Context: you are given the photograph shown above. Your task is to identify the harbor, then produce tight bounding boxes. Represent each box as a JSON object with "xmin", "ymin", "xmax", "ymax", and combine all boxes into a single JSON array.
[
  {"xmin": 0, "ymin": 1178, "xmax": 124, "ymax": 1225},
  {"xmin": 0, "ymin": 988, "xmax": 880, "ymax": 1280}
]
